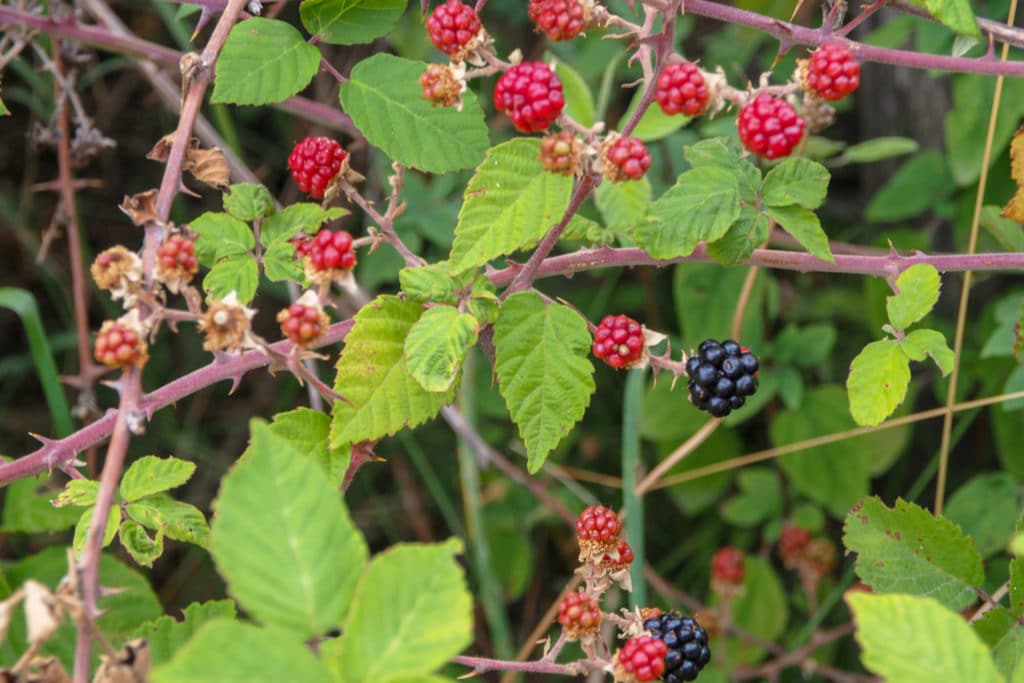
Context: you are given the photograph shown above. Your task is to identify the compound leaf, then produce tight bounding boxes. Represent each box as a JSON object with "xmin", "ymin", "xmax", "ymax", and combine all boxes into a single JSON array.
[
  {"xmin": 120, "ymin": 455, "xmax": 196, "ymax": 502},
  {"xmin": 764, "ymin": 204, "xmax": 834, "ymax": 263},
  {"xmin": 301, "ymin": 0, "xmax": 406, "ymax": 45},
  {"xmin": 212, "ymin": 19, "xmax": 320, "ymax": 105},
  {"xmin": 760, "ymin": 157, "xmax": 830, "ymax": 209},
  {"xmin": 636, "ymin": 167, "xmax": 740, "ymax": 259},
  {"xmin": 404, "ymin": 306, "xmax": 479, "ymax": 393},
  {"xmin": 887, "ymin": 264, "xmax": 942, "ymax": 330},
  {"xmin": 846, "ymin": 339, "xmax": 911, "ymax": 426}
]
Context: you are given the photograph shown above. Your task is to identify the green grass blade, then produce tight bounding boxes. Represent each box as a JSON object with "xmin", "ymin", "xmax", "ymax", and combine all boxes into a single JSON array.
[{"xmin": 623, "ymin": 367, "xmax": 646, "ymax": 608}]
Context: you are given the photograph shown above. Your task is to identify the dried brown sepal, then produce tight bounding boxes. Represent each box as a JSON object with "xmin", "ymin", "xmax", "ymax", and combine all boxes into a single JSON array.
[
  {"xmin": 797, "ymin": 92, "xmax": 836, "ymax": 134},
  {"xmin": 420, "ymin": 63, "xmax": 465, "ymax": 109},
  {"xmin": 198, "ymin": 292, "xmax": 258, "ymax": 353},
  {"xmin": 93, "ymin": 639, "xmax": 149, "ymax": 683},
  {"xmin": 90, "ymin": 246, "xmax": 141, "ymax": 292},
  {"xmin": 302, "ymin": 257, "xmax": 357, "ymax": 290},
  {"xmin": 577, "ymin": 537, "xmax": 618, "ymax": 564},
  {"xmin": 23, "ymin": 581, "xmax": 62, "ymax": 647},
  {"xmin": 119, "ymin": 190, "xmax": 159, "ymax": 226},
  {"xmin": 147, "ymin": 134, "xmax": 229, "ymax": 190},
  {"xmin": 1002, "ymin": 125, "xmax": 1024, "ymax": 222},
  {"xmin": 692, "ymin": 609, "xmax": 722, "ymax": 640}
]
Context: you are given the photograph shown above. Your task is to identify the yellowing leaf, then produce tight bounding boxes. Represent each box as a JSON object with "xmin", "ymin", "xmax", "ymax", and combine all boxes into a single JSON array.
[{"xmin": 1003, "ymin": 126, "xmax": 1024, "ymax": 223}]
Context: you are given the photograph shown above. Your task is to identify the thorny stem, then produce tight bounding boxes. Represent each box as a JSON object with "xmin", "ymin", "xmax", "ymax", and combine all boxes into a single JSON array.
[
  {"xmin": 452, "ymin": 654, "xmax": 593, "ymax": 676},
  {"xmin": 338, "ymin": 177, "xmax": 422, "ymax": 268}
]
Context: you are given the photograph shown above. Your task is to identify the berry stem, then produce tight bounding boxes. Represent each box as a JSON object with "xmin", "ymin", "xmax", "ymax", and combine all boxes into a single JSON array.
[
  {"xmin": 337, "ymin": 178, "xmax": 423, "ymax": 268},
  {"xmin": 452, "ymin": 654, "xmax": 596, "ymax": 676}
]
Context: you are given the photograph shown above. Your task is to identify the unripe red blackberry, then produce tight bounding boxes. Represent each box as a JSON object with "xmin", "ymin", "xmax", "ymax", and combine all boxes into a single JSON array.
[
  {"xmin": 493, "ymin": 62, "xmax": 565, "ymax": 133},
  {"xmin": 599, "ymin": 538, "xmax": 634, "ymax": 571},
  {"xmin": 655, "ymin": 61, "xmax": 710, "ymax": 117},
  {"xmin": 602, "ymin": 136, "xmax": 651, "ymax": 182},
  {"xmin": 576, "ymin": 504, "xmax": 622, "ymax": 561},
  {"xmin": 805, "ymin": 43, "xmax": 860, "ymax": 101},
  {"xmin": 593, "ymin": 314, "xmax": 645, "ymax": 369},
  {"xmin": 778, "ymin": 524, "xmax": 812, "ymax": 569},
  {"xmin": 557, "ymin": 590, "xmax": 602, "ymax": 640},
  {"xmin": 307, "ymin": 228, "xmax": 356, "ymax": 272},
  {"xmin": 277, "ymin": 293, "xmax": 330, "ymax": 348},
  {"xmin": 425, "ymin": 0, "xmax": 482, "ymax": 58},
  {"xmin": 287, "ymin": 137, "xmax": 348, "ymax": 199},
  {"xmin": 528, "ymin": 0, "xmax": 589, "ymax": 41},
  {"xmin": 711, "ymin": 547, "xmax": 745, "ymax": 589},
  {"xmin": 538, "ymin": 130, "xmax": 581, "ymax": 175},
  {"xmin": 616, "ymin": 635, "xmax": 668, "ymax": 683},
  {"xmin": 94, "ymin": 320, "xmax": 148, "ymax": 369},
  {"xmin": 737, "ymin": 94, "xmax": 805, "ymax": 160},
  {"xmin": 156, "ymin": 233, "xmax": 199, "ymax": 292}
]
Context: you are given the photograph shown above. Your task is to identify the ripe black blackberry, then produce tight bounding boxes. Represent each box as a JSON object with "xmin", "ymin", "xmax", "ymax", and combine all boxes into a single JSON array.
[
  {"xmin": 642, "ymin": 613, "xmax": 711, "ymax": 683},
  {"xmin": 685, "ymin": 339, "xmax": 758, "ymax": 417}
]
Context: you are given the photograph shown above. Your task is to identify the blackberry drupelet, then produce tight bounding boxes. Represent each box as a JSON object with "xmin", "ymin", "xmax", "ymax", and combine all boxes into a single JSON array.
[
  {"xmin": 686, "ymin": 339, "xmax": 759, "ymax": 417},
  {"xmin": 643, "ymin": 613, "xmax": 711, "ymax": 683}
]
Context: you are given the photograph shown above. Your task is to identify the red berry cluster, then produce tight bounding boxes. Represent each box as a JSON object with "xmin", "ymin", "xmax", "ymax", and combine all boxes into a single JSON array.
[
  {"xmin": 600, "ymin": 537, "xmax": 634, "ymax": 571},
  {"xmin": 287, "ymin": 137, "xmax": 347, "ymax": 199},
  {"xmin": 425, "ymin": 0, "xmax": 481, "ymax": 57},
  {"xmin": 576, "ymin": 505, "xmax": 621, "ymax": 546},
  {"xmin": 711, "ymin": 547, "xmax": 745, "ymax": 587},
  {"xmin": 277, "ymin": 301, "xmax": 329, "ymax": 347},
  {"xmin": 156, "ymin": 233, "xmax": 198, "ymax": 278},
  {"xmin": 493, "ymin": 62, "xmax": 565, "ymax": 133},
  {"xmin": 557, "ymin": 590, "xmax": 602, "ymax": 640},
  {"xmin": 655, "ymin": 61, "xmax": 710, "ymax": 116},
  {"xmin": 737, "ymin": 94, "xmax": 805, "ymax": 160},
  {"xmin": 299, "ymin": 228, "xmax": 356, "ymax": 272},
  {"xmin": 617, "ymin": 635, "xmax": 668, "ymax": 683},
  {"xmin": 94, "ymin": 321, "xmax": 147, "ymax": 369},
  {"xmin": 806, "ymin": 43, "xmax": 861, "ymax": 101},
  {"xmin": 528, "ymin": 0, "xmax": 587, "ymax": 41},
  {"xmin": 603, "ymin": 136, "xmax": 651, "ymax": 182},
  {"xmin": 777, "ymin": 524, "xmax": 812, "ymax": 569},
  {"xmin": 538, "ymin": 130, "xmax": 580, "ymax": 175},
  {"xmin": 592, "ymin": 314, "xmax": 644, "ymax": 369}
]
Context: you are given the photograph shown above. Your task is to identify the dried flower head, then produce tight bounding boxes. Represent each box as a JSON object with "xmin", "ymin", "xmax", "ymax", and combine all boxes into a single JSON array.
[{"xmin": 199, "ymin": 292, "xmax": 258, "ymax": 352}]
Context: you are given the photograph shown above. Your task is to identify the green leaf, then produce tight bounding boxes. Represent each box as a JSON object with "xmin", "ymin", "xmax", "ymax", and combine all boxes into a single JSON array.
[
  {"xmin": 848, "ymin": 593, "xmax": 1001, "ymax": 683},
  {"xmin": 945, "ymin": 473, "xmax": 1020, "ymax": 558},
  {"xmin": 1, "ymin": 475, "xmax": 81, "ymax": 532},
  {"xmin": 55, "ymin": 479, "xmax": 100, "ymax": 507},
  {"xmin": 1012, "ymin": 558, "xmax": 1024, "ymax": 616},
  {"xmin": 772, "ymin": 386, "xmax": 873, "ymax": 518},
  {"xmin": 982, "ymin": 206, "xmax": 1024, "ymax": 252},
  {"xmin": 636, "ymin": 167, "xmax": 740, "ymax": 259},
  {"xmin": 151, "ymin": 620, "xmax": 332, "ymax": 683},
  {"xmin": 844, "ymin": 497, "xmax": 985, "ymax": 610},
  {"xmin": 190, "ymin": 212, "xmax": 253, "ymax": 266},
  {"xmin": 268, "ymin": 407, "xmax": 350, "ymax": 487},
  {"xmin": 223, "ymin": 183, "xmax": 275, "ymax": 221},
  {"xmin": 119, "ymin": 520, "xmax": 164, "ymax": 567},
  {"xmin": 404, "ymin": 306, "xmax": 479, "ymax": 393},
  {"xmin": 905, "ymin": 0, "xmax": 980, "ymax": 37},
  {"xmin": 135, "ymin": 600, "xmax": 237, "ymax": 668},
  {"xmin": 448, "ymin": 138, "xmax": 572, "ymax": 273},
  {"xmin": 618, "ymin": 87, "xmax": 690, "ymax": 142},
  {"xmin": 203, "ymin": 254, "xmax": 259, "ymax": 304},
  {"xmin": 399, "ymin": 262, "xmax": 464, "ymax": 304},
  {"xmin": 126, "ymin": 494, "xmax": 210, "ymax": 547},
  {"xmin": 976, "ymin": 609, "xmax": 1024, "ymax": 680},
  {"xmin": 72, "ymin": 504, "xmax": 120, "ymax": 556},
  {"xmin": 773, "ymin": 323, "xmax": 837, "ymax": 368},
  {"xmin": 301, "ymin": 0, "xmax": 406, "ymax": 45},
  {"xmin": 212, "ymin": 18, "xmax": 321, "ymax": 105},
  {"xmin": 341, "ymin": 54, "xmax": 489, "ymax": 173},
  {"xmin": 260, "ymin": 204, "xmax": 346, "ymax": 246},
  {"xmin": 729, "ymin": 556, "xmax": 789, "ymax": 659},
  {"xmin": 685, "ymin": 137, "xmax": 761, "ymax": 200},
  {"xmin": 210, "ymin": 421, "xmax": 369, "ymax": 637},
  {"xmin": 866, "ymin": 150, "xmax": 954, "ymax": 222},
  {"xmin": 946, "ymin": 76, "xmax": 1024, "ymax": 187},
  {"xmin": 707, "ymin": 205, "xmax": 770, "ymax": 265},
  {"xmin": 331, "ymin": 296, "xmax": 455, "ymax": 447},
  {"xmin": 719, "ymin": 468, "xmax": 781, "ymax": 527},
  {"xmin": 846, "ymin": 339, "xmax": 911, "ymax": 426},
  {"xmin": 841, "ymin": 137, "xmax": 919, "ymax": 164},
  {"xmin": 887, "ymin": 264, "xmax": 942, "ymax": 330},
  {"xmin": 760, "ymin": 157, "xmax": 830, "ymax": 209},
  {"xmin": 120, "ymin": 455, "xmax": 196, "ymax": 502},
  {"xmin": 325, "ymin": 539, "xmax": 472, "ymax": 683},
  {"xmin": 901, "ymin": 328, "xmax": 955, "ymax": 374},
  {"xmin": 553, "ymin": 60, "xmax": 595, "ymax": 127},
  {"xmin": 492, "ymin": 292, "xmax": 595, "ymax": 472},
  {"xmin": 763, "ymin": 204, "xmax": 834, "ymax": 263},
  {"xmin": 0, "ymin": 96, "xmax": 8, "ymax": 116},
  {"xmin": 262, "ymin": 241, "xmax": 304, "ymax": 283},
  {"xmin": 595, "ymin": 176, "xmax": 651, "ymax": 233}
]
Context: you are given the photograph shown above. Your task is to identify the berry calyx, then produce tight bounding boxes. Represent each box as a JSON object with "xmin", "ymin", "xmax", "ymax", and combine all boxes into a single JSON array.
[
  {"xmin": 643, "ymin": 613, "xmax": 711, "ymax": 682},
  {"xmin": 711, "ymin": 547, "xmax": 745, "ymax": 587},
  {"xmin": 287, "ymin": 136, "xmax": 348, "ymax": 199},
  {"xmin": 91, "ymin": 245, "xmax": 141, "ymax": 293},
  {"xmin": 778, "ymin": 524, "xmax": 812, "ymax": 569},
  {"xmin": 307, "ymin": 228, "xmax": 357, "ymax": 272},
  {"xmin": 425, "ymin": 0, "xmax": 482, "ymax": 58},
  {"xmin": 603, "ymin": 137, "xmax": 652, "ymax": 182},
  {"xmin": 805, "ymin": 43, "xmax": 860, "ymax": 101},
  {"xmin": 655, "ymin": 61, "xmax": 710, "ymax": 117},
  {"xmin": 529, "ymin": 0, "xmax": 589, "ymax": 42},
  {"xmin": 737, "ymin": 94, "xmax": 805, "ymax": 160},
  {"xmin": 576, "ymin": 504, "xmax": 622, "ymax": 561},
  {"xmin": 94, "ymin": 320, "xmax": 148, "ymax": 369},
  {"xmin": 685, "ymin": 339, "xmax": 759, "ymax": 417},
  {"xmin": 539, "ymin": 130, "xmax": 581, "ymax": 175},
  {"xmin": 616, "ymin": 635, "xmax": 668, "ymax": 683},
  {"xmin": 493, "ymin": 62, "xmax": 565, "ymax": 133},
  {"xmin": 593, "ymin": 315, "xmax": 645, "ymax": 369},
  {"xmin": 420, "ymin": 63, "xmax": 463, "ymax": 108},
  {"xmin": 599, "ymin": 538, "xmax": 634, "ymax": 571},
  {"xmin": 557, "ymin": 590, "xmax": 602, "ymax": 640},
  {"xmin": 277, "ymin": 294, "xmax": 330, "ymax": 348}
]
